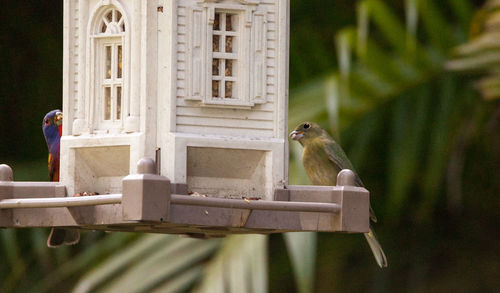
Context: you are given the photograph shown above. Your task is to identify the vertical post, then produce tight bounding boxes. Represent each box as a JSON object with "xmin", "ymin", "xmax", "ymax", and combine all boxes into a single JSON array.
[
  {"xmin": 0, "ymin": 165, "xmax": 13, "ymax": 182},
  {"xmin": 337, "ymin": 169, "xmax": 370, "ymax": 233},
  {"xmin": 155, "ymin": 148, "xmax": 161, "ymax": 175},
  {"xmin": 72, "ymin": 0, "xmax": 89, "ymax": 135},
  {"xmin": 337, "ymin": 169, "xmax": 356, "ymax": 186},
  {"xmin": 0, "ymin": 165, "xmax": 13, "ymax": 226},
  {"xmin": 122, "ymin": 158, "xmax": 171, "ymax": 221},
  {"xmin": 125, "ymin": 0, "xmax": 141, "ymax": 133}
]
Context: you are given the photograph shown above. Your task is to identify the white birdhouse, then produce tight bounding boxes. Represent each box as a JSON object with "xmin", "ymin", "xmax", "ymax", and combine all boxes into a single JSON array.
[
  {"xmin": 1, "ymin": 0, "xmax": 370, "ymax": 238},
  {"xmin": 60, "ymin": 0, "xmax": 289, "ymax": 200}
]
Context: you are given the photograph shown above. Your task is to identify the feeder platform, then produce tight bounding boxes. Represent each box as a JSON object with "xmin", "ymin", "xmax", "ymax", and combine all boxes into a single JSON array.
[{"xmin": 0, "ymin": 160, "xmax": 369, "ymax": 237}]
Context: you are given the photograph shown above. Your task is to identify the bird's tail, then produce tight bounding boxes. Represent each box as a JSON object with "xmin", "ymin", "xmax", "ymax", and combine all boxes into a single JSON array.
[
  {"xmin": 364, "ymin": 225, "xmax": 388, "ymax": 268},
  {"xmin": 47, "ymin": 228, "xmax": 80, "ymax": 247}
]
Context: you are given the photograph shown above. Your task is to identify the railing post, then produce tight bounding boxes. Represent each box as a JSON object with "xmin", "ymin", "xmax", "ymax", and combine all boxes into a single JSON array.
[
  {"xmin": 337, "ymin": 169, "xmax": 370, "ymax": 233},
  {"xmin": 122, "ymin": 158, "xmax": 171, "ymax": 221},
  {"xmin": 0, "ymin": 164, "xmax": 13, "ymax": 226}
]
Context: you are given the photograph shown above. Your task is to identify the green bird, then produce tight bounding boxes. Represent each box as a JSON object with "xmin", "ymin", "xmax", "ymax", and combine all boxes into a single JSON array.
[{"xmin": 290, "ymin": 121, "xmax": 388, "ymax": 268}]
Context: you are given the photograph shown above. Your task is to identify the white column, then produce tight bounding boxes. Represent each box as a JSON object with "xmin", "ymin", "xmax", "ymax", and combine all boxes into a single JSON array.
[
  {"xmin": 125, "ymin": 0, "xmax": 141, "ymax": 133},
  {"xmin": 73, "ymin": 0, "xmax": 89, "ymax": 135}
]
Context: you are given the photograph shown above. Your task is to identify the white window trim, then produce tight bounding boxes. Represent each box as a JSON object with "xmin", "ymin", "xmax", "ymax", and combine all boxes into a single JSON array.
[
  {"xmin": 210, "ymin": 11, "xmax": 241, "ymax": 101},
  {"xmin": 97, "ymin": 39, "xmax": 123, "ymax": 127},
  {"xmin": 86, "ymin": 2, "xmax": 130, "ymax": 133},
  {"xmin": 186, "ymin": 0, "xmax": 267, "ymax": 109}
]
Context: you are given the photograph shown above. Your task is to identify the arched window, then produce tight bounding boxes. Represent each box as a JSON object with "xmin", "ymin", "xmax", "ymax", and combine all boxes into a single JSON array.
[
  {"xmin": 100, "ymin": 9, "xmax": 125, "ymax": 34},
  {"xmin": 89, "ymin": 6, "xmax": 127, "ymax": 131}
]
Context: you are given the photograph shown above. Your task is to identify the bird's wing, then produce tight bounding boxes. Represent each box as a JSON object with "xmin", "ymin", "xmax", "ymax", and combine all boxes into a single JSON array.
[
  {"xmin": 323, "ymin": 139, "xmax": 378, "ymax": 222},
  {"xmin": 322, "ymin": 139, "xmax": 361, "ymax": 183}
]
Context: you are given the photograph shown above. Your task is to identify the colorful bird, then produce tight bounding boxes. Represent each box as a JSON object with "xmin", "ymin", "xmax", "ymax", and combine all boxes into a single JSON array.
[
  {"xmin": 290, "ymin": 121, "xmax": 388, "ymax": 268},
  {"xmin": 42, "ymin": 110, "xmax": 80, "ymax": 247}
]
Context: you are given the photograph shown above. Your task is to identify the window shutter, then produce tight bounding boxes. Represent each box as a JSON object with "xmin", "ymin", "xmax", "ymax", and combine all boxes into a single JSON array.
[
  {"xmin": 251, "ymin": 12, "xmax": 266, "ymax": 104},
  {"xmin": 187, "ymin": 7, "xmax": 204, "ymax": 100}
]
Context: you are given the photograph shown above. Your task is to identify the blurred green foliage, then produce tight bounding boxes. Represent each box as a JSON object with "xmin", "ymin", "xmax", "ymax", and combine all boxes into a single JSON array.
[{"xmin": 2, "ymin": 0, "xmax": 500, "ymax": 292}]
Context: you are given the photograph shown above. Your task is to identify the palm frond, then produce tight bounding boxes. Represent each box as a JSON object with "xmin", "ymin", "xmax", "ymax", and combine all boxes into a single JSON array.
[
  {"xmin": 283, "ymin": 232, "xmax": 317, "ymax": 293},
  {"xmin": 195, "ymin": 235, "xmax": 268, "ymax": 293},
  {"xmin": 73, "ymin": 235, "xmax": 221, "ymax": 293},
  {"xmin": 447, "ymin": 0, "xmax": 500, "ymax": 100}
]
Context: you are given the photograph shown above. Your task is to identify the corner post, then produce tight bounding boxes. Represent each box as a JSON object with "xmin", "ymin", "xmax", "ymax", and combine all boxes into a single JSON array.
[
  {"xmin": 337, "ymin": 169, "xmax": 370, "ymax": 233},
  {"xmin": 0, "ymin": 165, "xmax": 13, "ymax": 227},
  {"xmin": 122, "ymin": 158, "xmax": 171, "ymax": 221}
]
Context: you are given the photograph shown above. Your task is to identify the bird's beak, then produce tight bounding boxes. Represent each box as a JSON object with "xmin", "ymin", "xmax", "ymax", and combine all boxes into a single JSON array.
[
  {"xmin": 289, "ymin": 130, "xmax": 304, "ymax": 140},
  {"xmin": 55, "ymin": 111, "xmax": 63, "ymax": 126}
]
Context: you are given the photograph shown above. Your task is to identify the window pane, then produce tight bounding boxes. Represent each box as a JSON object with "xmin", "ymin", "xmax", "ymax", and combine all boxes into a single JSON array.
[
  {"xmin": 101, "ymin": 23, "xmax": 107, "ymax": 33},
  {"xmin": 116, "ymin": 86, "xmax": 122, "ymax": 120},
  {"xmin": 104, "ymin": 87, "xmax": 111, "ymax": 120},
  {"xmin": 212, "ymin": 80, "xmax": 220, "ymax": 98},
  {"xmin": 106, "ymin": 11, "xmax": 113, "ymax": 23},
  {"xmin": 213, "ymin": 13, "xmax": 220, "ymax": 30},
  {"xmin": 225, "ymin": 81, "xmax": 233, "ymax": 99},
  {"xmin": 225, "ymin": 59, "xmax": 233, "ymax": 76},
  {"xmin": 211, "ymin": 12, "xmax": 239, "ymax": 102},
  {"xmin": 212, "ymin": 59, "xmax": 220, "ymax": 76},
  {"xmin": 105, "ymin": 46, "xmax": 111, "ymax": 79},
  {"xmin": 226, "ymin": 14, "xmax": 233, "ymax": 31},
  {"xmin": 225, "ymin": 36, "xmax": 233, "ymax": 53},
  {"xmin": 116, "ymin": 11, "xmax": 122, "ymax": 22},
  {"xmin": 117, "ymin": 45, "xmax": 122, "ymax": 78},
  {"xmin": 213, "ymin": 35, "xmax": 220, "ymax": 52}
]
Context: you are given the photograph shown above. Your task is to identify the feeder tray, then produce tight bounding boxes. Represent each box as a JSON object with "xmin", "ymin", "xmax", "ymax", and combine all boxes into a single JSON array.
[{"xmin": 0, "ymin": 160, "xmax": 369, "ymax": 238}]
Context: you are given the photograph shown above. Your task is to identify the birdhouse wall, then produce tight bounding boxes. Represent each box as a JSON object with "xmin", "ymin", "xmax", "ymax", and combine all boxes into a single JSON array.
[
  {"xmin": 61, "ymin": 0, "xmax": 289, "ymax": 199},
  {"xmin": 174, "ymin": 0, "xmax": 281, "ymax": 136},
  {"xmin": 61, "ymin": 0, "xmax": 158, "ymax": 196},
  {"xmin": 157, "ymin": 0, "xmax": 289, "ymax": 200}
]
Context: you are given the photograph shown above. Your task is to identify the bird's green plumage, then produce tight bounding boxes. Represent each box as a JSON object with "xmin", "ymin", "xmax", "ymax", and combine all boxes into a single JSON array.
[
  {"xmin": 302, "ymin": 137, "xmax": 340, "ymax": 186},
  {"xmin": 290, "ymin": 121, "xmax": 387, "ymax": 268}
]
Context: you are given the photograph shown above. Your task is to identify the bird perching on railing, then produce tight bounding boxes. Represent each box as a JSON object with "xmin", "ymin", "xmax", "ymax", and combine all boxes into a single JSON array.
[
  {"xmin": 42, "ymin": 110, "xmax": 80, "ymax": 247},
  {"xmin": 290, "ymin": 121, "xmax": 388, "ymax": 268}
]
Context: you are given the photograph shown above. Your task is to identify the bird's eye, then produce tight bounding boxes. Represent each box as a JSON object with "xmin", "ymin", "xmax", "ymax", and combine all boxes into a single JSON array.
[
  {"xmin": 44, "ymin": 119, "xmax": 50, "ymax": 125},
  {"xmin": 303, "ymin": 123, "xmax": 310, "ymax": 129}
]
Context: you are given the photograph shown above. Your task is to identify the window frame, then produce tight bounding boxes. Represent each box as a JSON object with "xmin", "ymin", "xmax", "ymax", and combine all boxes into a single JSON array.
[
  {"xmin": 186, "ymin": 1, "xmax": 267, "ymax": 109},
  {"xmin": 87, "ymin": 4, "xmax": 129, "ymax": 132},
  {"xmin": 97, "ymin": 38, "xmax": 123, "ymax": 126},
  {"xmin": 211, "ymin": 11, "xmax": 241, "ymax": 101}
]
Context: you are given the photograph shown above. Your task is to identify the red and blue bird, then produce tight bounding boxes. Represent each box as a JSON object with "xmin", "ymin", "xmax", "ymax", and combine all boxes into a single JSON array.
[
  {"xmin": 42, "ymin": 110, "xmax": 63, "ymax": 182},
  {"xmin": 42, "ymin": 110, "xmax": 80, "ymax": 247}
]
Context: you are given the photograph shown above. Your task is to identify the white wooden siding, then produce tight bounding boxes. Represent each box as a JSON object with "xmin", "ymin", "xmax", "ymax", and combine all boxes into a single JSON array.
[{"xmin": 176, "ymin": 0, "xmax": 278, "ymax": 138}]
